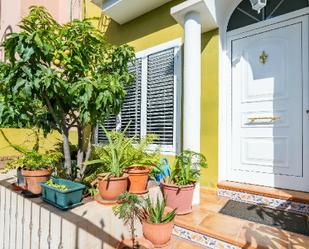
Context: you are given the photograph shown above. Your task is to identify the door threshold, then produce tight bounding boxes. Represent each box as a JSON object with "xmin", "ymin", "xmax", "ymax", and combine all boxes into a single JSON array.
[{"xmin": 217, "ymin": 181, "xmax": 309, "ymax": 215}]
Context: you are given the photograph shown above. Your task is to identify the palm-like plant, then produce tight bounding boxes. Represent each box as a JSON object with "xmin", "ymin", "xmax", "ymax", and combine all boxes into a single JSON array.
[
  {"xmin": 165, "ymin": 150, "xmax": 207, "ymax": 186},
  {"xmin": 113, "ymin": 192, "xmax": 142, "ymax": 249}
]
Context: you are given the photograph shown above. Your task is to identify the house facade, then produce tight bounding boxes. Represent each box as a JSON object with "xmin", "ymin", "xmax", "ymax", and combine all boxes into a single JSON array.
[{"xmin": 89, "ymin": 0, "xmax": 309, "ymax": 194}]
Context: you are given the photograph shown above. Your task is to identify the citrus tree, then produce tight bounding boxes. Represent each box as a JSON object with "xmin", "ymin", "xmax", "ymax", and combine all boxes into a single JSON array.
[{"xmin": 0, "ymin": 7, "xmax": 135, "ymax": 176}]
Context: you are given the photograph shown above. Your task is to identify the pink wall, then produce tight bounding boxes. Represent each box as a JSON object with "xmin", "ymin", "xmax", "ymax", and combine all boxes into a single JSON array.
[
  {"xmin": 21, "ymin": 0, "xmax": 81, "ymax": 24},
  {"xmin": 0, "ymin": 0, "xmax": 21, "ymax": 59},
  {"xmin": 0, "ymin": 0, "xmax": 82, "ymax": 59},
  {"xmin": 21, "ymin": 0, "xmax": 62, "ymax": 21}
]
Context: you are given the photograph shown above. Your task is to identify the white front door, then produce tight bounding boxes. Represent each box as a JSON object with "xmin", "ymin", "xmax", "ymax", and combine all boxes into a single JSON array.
[{"xmin": 228, "ymin": 16, "xmax": 309, "ymax": 191}]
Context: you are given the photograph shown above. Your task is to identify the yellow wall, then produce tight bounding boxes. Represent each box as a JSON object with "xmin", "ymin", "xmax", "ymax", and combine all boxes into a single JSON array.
[
  {"xmin": 200, "ymin": 30, "xmax": 219, "ymax": 188},
  {"xmin": 0, "ymin": 128, "xmax": 78, "ymax": 157},
  {"xmin": 85, "ymin": 0, "xmax": 219, "ymax": 188}
]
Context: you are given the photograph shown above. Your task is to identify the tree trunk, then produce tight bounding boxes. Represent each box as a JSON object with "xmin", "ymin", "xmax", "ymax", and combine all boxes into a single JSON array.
[
  {"xmin": 78, "ymin": 126, "xmax": 93, "ymax": 178},
  {"xmin": 85, "ymin": 127, "xmax": 93, "ymax": 161},
  {"xmin": 63, "ymin": 128, "xmax": 72, "ymax": 176},
  {"xmin": 77, "ymin": 126, "xmax": 84, "ymax": 177}
]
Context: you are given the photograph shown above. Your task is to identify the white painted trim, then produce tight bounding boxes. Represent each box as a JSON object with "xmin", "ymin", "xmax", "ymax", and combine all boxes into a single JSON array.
[
  {"xmin": 174, "ymin": 45, "xmax": 182, "ymax": 154},
  {"xmin": 170, "ymin": 0, "xmax": 217, "ymax": 33},
  {"xmin": 135, "ymin": 38, "xmax": 182, "ymax": 58},
  {"xmin": 136, "ymin": 38, "xmax": 183, "ymax": 155},
  {"xmin": 218, "ymin": 3, "xmax": 309, "ymax": 191}
]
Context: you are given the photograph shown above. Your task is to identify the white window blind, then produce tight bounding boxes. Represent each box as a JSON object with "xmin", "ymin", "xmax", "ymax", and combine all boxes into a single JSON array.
[
  {"xmin": 97, "ymin": 39, "xmax": 181, "ymax": 153},
  {"xmin": 147, "ymin": 48, "xmax": 175, "ymax": 146},
  {"xmin": 121, "ymin": 59, "xmax": 142, "ymax": 138},
  {"xmin": 97, "ymin": 59, "xmax": 142, "ymax": 143}
]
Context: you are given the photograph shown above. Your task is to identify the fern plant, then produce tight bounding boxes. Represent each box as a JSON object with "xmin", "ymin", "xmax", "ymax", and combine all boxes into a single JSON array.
[{"xmin": 164, "ymin": 150, "xmax": 207, "ymax": 186}]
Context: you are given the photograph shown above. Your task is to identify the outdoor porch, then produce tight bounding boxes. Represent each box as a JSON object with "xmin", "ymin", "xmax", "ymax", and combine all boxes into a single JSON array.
[{"xmin": 1, "ymin": 171, "xmax": 309, "ymax": 249}]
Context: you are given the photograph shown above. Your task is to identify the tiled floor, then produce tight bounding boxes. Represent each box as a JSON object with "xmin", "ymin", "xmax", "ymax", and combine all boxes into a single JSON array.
[{"xmin": 174, "ymin": 188, "xmax": 309, "ymax": 249}]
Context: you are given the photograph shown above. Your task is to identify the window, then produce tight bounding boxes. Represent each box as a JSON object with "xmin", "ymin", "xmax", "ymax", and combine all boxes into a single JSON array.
[
  {"xmin": 97, "ymin": 39, "xmax": 182, "ymax": 154},
  {"xmin": 227, "ymin": 0, "xmax": 309, "ymax": 31}
]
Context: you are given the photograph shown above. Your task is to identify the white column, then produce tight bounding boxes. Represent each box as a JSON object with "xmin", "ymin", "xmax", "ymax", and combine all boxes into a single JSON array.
[{"xmin": 183, "ymin": 11, "xmax": 201, "ymax": 205}]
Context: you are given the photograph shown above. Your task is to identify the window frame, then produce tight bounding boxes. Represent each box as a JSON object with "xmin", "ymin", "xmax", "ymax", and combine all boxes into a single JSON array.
[
  {"xmin": 95, "ymin": 38, "xmax": 182, "ymax": 155},
  {"xmin": 136, "ymin": 38, "xmax": 182, "ymax": 155}
]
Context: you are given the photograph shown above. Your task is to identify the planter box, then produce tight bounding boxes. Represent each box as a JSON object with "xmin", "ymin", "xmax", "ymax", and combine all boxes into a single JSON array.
[{"xmin": 40, "ymin": 178, "xmax": 85, "ymax": 210}]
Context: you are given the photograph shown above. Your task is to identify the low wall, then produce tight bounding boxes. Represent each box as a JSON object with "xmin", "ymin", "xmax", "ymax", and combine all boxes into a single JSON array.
[{"xmin": 0, "ymin": 173, "xmax": 158, "ymax": 249}]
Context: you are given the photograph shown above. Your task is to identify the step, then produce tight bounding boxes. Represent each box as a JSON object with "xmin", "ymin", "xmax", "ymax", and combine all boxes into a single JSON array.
[
  {"xmin": 217, "ymin": 181, "xmax": 309, "ymax": 215},
  {"xmin": 166, "ymin": 236, "xmax": 207, "ymax": 249},
  {"xmin": 172, "ymin": 188, "xmax": 309, "ymax": 249}
]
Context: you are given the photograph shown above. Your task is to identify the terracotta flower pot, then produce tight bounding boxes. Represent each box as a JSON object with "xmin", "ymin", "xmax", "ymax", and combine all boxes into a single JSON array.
[
  {"xmin": 125, "ymin": 166, "xmax": 150, "ymax": 194},
  {"xmin": 142, "ymin": 219, "xmax": 174, "ymax": 248},
  {"xmin": 98, "ymin": 174, "xmax": 128, "ymax": 201},
  {"xmin": 21, "ymin": 169, "xmax": 52, "ymax": 195},
  {"xmin": 161, "ymin": 182, "xmax": 195, "ymax": 215}
]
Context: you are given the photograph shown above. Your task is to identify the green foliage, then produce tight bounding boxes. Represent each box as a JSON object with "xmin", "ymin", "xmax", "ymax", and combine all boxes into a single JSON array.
[
  {"xmin": 113, "ymin": 192, "xmax": 142, "ymax": 248},
  {"xmin": 5, "ymin": 150, "xmax": 63, "ymax": 171},
  {"xmin": 0, "ymin": 6, "xmax": 135, "ymax": 172},
  {"xmin": 83, "ymin": 125, "xmax": 160, "ymax": 183},
  {"xmin": 45, "ymin": 179, "xmax": 68, "ymax": 191},
  {"xmin": 165, "ymin": 150, "xmax": 207, "ymax": 186},
  {"xmin": 140, "ymin": 196, "xmax": 176, "ymax": 224}
]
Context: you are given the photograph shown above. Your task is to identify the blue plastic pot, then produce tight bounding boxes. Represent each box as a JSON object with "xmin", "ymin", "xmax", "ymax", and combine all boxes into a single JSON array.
[{"xmin": 40, "ymin": 178, "xmax": 85, "ymax": 210}]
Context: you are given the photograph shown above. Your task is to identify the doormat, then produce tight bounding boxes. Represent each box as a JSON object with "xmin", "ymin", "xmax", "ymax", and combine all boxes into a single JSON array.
[{"xmin": 219, "ymin": 200, "xmax": 309, "ymax": 236}]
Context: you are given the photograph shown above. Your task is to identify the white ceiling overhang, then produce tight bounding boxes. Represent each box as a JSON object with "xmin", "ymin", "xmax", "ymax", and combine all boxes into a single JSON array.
[
  {"xmin": 96, "ymin": 0, "xmax": 173, "ymax": 24},
  {"xmin": 92, "ymin": 0, "xmax": 237, "ymax": 29}
]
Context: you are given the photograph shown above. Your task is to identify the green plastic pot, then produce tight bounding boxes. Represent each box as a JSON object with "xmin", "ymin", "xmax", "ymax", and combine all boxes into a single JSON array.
[{"xmin": 40, "ymin": 178, "xmax": 85, "ymax": 210}]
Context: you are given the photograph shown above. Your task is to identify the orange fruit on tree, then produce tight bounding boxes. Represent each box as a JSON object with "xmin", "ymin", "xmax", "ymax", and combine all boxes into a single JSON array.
[
  {"xmin": 53, "ymin": 59, "xmax": 61, "ymax": 66},
  {"xmin": 64, "ymin": 50, "xmax": 70, "ymax": 56}
]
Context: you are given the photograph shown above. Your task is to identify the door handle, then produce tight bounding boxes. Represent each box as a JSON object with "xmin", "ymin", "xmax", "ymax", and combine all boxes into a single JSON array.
[{"xmin": 248, "ymin": 116, "xmax": 280, "ymax": 123}]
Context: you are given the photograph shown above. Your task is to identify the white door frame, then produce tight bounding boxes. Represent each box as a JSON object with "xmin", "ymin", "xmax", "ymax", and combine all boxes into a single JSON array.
[{"xmin": 218, "ymin": 4, "xmax": 309, "ymax": 191}]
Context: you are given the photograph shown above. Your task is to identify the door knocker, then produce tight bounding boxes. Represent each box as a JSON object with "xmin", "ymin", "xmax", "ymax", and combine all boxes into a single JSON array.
[{"xmin": 259, "ymin": 51, "xmax": 268, "ymax": 65}]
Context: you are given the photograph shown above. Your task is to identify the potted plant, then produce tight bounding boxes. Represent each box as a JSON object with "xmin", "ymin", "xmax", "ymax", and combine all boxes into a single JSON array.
[
  {"xmin": 84, "ymin": 126, "xmax": 131, "ymax": 202},
  {"xmin": 113, "ymin": 193, "xmax": 176, "ymax": 249},
  {"xmin": 1, "ymin": 129, "xmax": 63, "ymax": 194},
  {"xmin": 140, "ymin": 196, "xmax": 176, "ymax": 248},
  {"xmin": 124, "ymin": 134, "xmax": 160, "ymax": 194},
  {"xmin": 113, "ymin": 192, "xmax": 153, "ymax": 249},
  {"xmin": 84, "ymin": 125, "xmax": 160, "ymax": 201},
  {"xmin": 5, "ymin": 150, "xmax": 62, "ymax": 194},
  {"xmin": 161, "ymin": 150, "xmax": 207, "ymax": 215},
  {"xmin": 40, "ymin": 178, "xmax": 85, "ymax": 210}
]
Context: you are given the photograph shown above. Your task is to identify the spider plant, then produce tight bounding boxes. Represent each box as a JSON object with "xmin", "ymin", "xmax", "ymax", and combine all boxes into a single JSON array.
[
  {"xmin": 83, "ymin": 123, "xmax": 160, "ymax": 184},
  {"xmin": 84, "ymin": 124, "xmax": 134, "ymax": 180},
  {"xmin": 164, "ymin": 150, "xmax": 207, "ymax": 186}
]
